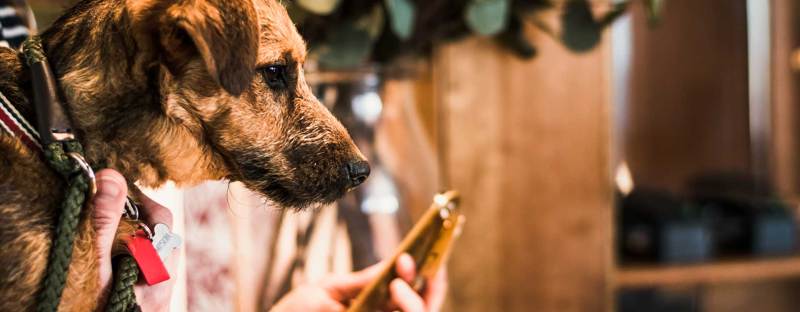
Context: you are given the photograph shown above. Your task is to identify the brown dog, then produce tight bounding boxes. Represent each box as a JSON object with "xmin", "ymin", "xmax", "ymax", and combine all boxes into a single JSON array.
[{"xmin": 0, "ymin": 0, "xmax": 369, "ymax": 310}]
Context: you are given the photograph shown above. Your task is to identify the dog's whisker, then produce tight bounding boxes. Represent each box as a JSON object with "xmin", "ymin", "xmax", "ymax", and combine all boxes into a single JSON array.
[{"xmin": 224, "ymin": 181, "xmax": 271, "ymax": 211}]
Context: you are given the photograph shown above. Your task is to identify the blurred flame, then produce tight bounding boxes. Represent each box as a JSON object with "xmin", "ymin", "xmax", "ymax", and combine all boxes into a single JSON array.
[{"xmin": 615, "ymin": 162, "xmax": 634, "ymax": 196}]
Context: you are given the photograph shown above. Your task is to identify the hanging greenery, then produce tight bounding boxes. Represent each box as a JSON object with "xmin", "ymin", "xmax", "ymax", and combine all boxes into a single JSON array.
[{"xmin": 288, "ymin": 0, "xmax": 665, "ymax": 69}]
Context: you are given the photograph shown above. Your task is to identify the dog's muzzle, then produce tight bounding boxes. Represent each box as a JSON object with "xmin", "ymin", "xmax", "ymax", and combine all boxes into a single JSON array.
[{"xmin": 346, "ymin": 160, "xmax": 370, "ymax": 188}]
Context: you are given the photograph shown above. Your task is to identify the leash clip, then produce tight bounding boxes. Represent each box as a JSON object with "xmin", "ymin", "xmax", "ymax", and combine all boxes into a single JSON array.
[{"xmin": 124, "ymin": 200, "xmax": 140, "ymax": 221}]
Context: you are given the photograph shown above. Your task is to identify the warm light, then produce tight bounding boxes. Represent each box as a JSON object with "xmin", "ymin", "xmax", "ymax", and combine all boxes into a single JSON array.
[
  {"xmin": 351, "ymin": 91, "xmax": 383, "ymax": 125},
  {"xmin": 615, "ymin": 161, "xmax": 634, "ymax": 196},
  {"xmin": 792, "ymin": 49, "xmax": 800, "ymax": 72},
  {"xmin": 434, "ymin": 193, "xmax": 449, "ymax": 207}
]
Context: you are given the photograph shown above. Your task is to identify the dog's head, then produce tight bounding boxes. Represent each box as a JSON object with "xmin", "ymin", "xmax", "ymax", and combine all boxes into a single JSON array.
[{"xmin": 127, "ymin": 0, "xmax": 369, "ymax": 208}]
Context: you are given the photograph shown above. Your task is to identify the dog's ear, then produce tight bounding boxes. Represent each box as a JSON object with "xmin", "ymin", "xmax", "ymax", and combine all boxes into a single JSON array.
[{"xmin": 157, "ymin": 0, "xmax": 259, "ymax": 96}]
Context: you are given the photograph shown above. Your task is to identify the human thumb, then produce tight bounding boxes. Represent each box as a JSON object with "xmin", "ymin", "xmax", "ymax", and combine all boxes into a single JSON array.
[{"xmin": 92, "ymin": 169, "xmax": 128, "ymax": 289}]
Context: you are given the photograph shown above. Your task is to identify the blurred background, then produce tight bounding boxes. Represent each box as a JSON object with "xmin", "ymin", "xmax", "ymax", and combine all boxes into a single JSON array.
[{"xmin": 19, "ymin": 0, "xmax": 800, "ymax": 311}]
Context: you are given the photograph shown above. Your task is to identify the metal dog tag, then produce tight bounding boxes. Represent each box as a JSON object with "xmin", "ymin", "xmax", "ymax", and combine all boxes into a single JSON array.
[{"xmin": 152, "ymin": 223, "xmax": 182, "ymax": 262}]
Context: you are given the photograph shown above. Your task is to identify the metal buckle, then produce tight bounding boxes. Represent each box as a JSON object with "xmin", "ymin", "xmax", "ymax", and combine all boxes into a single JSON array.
[{"xmin": 66, "ymin": 152, "xmax": 96, "ymax": 198}]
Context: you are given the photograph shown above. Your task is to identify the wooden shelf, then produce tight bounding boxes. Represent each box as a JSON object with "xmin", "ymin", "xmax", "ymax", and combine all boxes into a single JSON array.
[{"xmin": 614, "ymin": 256, "xmax": 800, "ymax": 288}]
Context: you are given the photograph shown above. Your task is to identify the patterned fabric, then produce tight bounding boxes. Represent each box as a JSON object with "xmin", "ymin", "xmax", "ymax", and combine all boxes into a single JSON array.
[
  {"xmin": 0, "ymin": 0, "xmax": 30, "ymax": 49},
  {"xmin": 0, "ymin": 1, "xmax": 35, "ymax": 148},
  {"xmin": 0, "ymin": 89, "xmax": 41, "ymax": 150}
]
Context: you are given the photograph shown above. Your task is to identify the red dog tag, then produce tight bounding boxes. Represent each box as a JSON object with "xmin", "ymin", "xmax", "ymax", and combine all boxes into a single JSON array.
[{"xmin": 126, "ymin": 229, "xmax": 170, "ymax": 285}]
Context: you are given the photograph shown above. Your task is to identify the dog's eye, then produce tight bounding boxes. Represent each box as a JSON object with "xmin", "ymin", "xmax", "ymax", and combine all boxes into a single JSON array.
[{"xmin": 261, "ymin": 65, "xmax": 288, "ymax": 89}]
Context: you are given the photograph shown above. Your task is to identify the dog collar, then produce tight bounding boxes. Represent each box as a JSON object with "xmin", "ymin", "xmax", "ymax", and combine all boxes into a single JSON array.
[
  {"xmin": 0, "ymin": 44, "xmax": 140, "ymax": 220},
  {"xmin": 0, "ymin": 88, "xmax": 140, "ymax": 218},
  {"xmin": 0, "ymin": 89, "xmax": 42, "ymax": 151},
  {"xmin": 1, "ymin": 33, "xmax": 73, "ymax": 151}
]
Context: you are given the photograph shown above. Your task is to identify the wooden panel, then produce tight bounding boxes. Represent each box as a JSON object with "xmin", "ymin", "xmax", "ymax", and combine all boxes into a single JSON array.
[
  {"xmin": 616, "ymin": 257, "xmax": 800, "ymax": 288},
  {"xmin": 434, "ymin": 36, "xmax": 506, "ymax": 312},
  {"xmin": 623, "ymin": 0, "xmax": 751, "ymax": 194},
  {"xmin": 434, "ymin": 11, "xmax": 613, "ymax": 311},
  {"xmin": 703, "ymin": 280, "xmax": 800, "ymax": 312},
  {"xmin": 771, "ymin": 0, "xmax": 800, "ymax": 195}
]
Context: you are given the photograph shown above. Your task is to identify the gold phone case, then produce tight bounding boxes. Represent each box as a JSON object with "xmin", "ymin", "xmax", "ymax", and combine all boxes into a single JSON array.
[{"xmin": 347, "ymin": 191, "xmax": 465, "ymax": 311}]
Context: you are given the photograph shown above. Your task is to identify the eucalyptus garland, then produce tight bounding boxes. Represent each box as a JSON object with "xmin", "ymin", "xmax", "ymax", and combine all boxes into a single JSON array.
[{"xmin": 287, "ymin": 0, "xmax": 665, "ymax": 69}]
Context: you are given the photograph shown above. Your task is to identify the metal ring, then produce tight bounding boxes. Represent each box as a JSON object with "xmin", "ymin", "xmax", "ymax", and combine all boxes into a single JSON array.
[
  {"xmin": 67, "ymin": 152, "xmax": 97, "ymax": 198},
  {"xmin": 124, "ymin": 200, "xmax": 139, "ymax": 221}
]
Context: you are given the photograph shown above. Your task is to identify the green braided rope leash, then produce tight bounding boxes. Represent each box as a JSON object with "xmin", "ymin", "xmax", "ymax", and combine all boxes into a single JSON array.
[
  {"xmin": 22, "ymin": 37, "xmax": 141, "ymax": 312},
  {"xmin": 35, "ymin": 141, "xmax": 89, "ymax": 312},
  {"xmin": 107, "ymin": 257, "xmax": 141, "ymax": 312}
]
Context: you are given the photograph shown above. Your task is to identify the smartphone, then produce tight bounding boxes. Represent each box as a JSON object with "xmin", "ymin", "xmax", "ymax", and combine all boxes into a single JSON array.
[{"xmin": 346, "ymin": 191, "xmax": 465, "ymax": 311}]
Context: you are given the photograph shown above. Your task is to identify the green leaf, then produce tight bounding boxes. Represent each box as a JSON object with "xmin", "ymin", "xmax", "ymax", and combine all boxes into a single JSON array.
[
  {"xmin": 465, "ymin": 0, "xmax": 510, "ymax": 36},
  {"xmin": 297, "ymin": 0, "xmax": 341, "ymax": 15},
  {"xmin": 561, "ymin": 0, "xmax": 601, "ymax": 52},
  {"xmin": 356, "ymin": 4, "xmax": 385, "ymax": 39},
  {"xmin": 384, "ymin": 0, "xmax": 415, "ymax": 40},
  {"xmin": 646, "ymin": 0, "xmax": 664, "ymax": 26},
  {"xmin": 599, "ymin": 2, "xmax": 628, "ymax": 28},
  {"xmin": 317, "ymin": 23, "xmax": 373, "ymax": 69}
]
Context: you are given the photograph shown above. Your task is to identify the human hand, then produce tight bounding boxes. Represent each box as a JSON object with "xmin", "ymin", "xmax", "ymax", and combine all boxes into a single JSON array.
[
  {"xmin": 271, "ymin": 253, "xmax": 448, "ymax": 312},
  {"xmin": 93, "ymin": 169, "xmax": 178, "ymax": 311}
]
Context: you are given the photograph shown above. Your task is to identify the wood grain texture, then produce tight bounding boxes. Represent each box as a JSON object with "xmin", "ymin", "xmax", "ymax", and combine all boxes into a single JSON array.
[
  {"xmin": 771, "ymin": 0, "xmax": 800, "ymax": 195},
  {"xmin": 623, "ymin": 0, "xmax": 751, "ymax": 195},
  {"xmin": 434, "ymin": 10, "xmax": 613, "ymax": 311}
]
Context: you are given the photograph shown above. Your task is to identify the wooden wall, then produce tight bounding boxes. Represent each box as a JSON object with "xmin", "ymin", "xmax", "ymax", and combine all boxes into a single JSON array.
[
  {"xmin": 623, "ymin": 0, "xmax": 752, "ymax": 195},
  {"xmin": 772, "ymin": 0, "xmax": 800, "ymax": 195},
  {"xmin": 418, "ymin": 1, "xmax": 800, "ymax": 310},
  {"xmin": 432, "ymin": 12, "xmax": 613, "ymax": 311}
]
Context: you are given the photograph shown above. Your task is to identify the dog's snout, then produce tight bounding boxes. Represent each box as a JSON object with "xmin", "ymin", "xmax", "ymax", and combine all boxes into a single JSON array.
[{"xmin": 346, "ymin": 160, "xmax": 370, "ymax": 188}]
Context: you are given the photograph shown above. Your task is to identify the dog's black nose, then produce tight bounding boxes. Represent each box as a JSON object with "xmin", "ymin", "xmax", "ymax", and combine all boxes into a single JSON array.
[{"xmin": 347, "ymin": 160, "xmax": 370, "ymax": 188}]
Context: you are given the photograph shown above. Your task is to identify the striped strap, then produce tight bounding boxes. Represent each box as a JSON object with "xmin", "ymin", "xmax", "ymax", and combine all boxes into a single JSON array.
[
  {"xmin": 0, "ymin": 90, "xmax": 41, "ymax": 150},
  {"xmin": 0, "ymin": 79, "xmax": 140, "ymax": 210},
  {"xmin": 0, "ymin": 90, "xmax": 142, "ymax": 218}
]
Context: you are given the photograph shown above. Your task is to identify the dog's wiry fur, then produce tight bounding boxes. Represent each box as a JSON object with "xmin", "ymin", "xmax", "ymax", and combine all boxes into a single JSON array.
[{"xmin": 0, "ymin": 0, "xmax": 365, "ymax": 310}]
